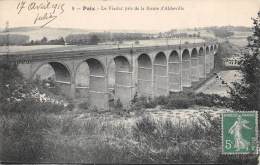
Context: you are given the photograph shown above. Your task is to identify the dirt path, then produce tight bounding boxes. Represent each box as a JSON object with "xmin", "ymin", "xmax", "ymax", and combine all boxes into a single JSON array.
[{"xmin": 195, "ymin": 70, "xmax": 242, "ymax": 97}]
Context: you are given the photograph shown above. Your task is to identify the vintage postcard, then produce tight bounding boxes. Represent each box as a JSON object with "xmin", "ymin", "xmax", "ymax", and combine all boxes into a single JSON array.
[{"xmin": 0, "ymin": 0, "xmax": 259, "ymax": 164}]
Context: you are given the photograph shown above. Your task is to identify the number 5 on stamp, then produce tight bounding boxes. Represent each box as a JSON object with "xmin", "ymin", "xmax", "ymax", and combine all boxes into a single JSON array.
[{"xmin": 222, "ymin": 111, "xmax": 258, "ymax": 154}]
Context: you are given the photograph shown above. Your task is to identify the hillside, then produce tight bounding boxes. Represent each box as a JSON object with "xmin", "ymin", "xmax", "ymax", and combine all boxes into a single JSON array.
[{"xmin": 0, "ymin": 27, "xmax": 91, "ymax": 41}]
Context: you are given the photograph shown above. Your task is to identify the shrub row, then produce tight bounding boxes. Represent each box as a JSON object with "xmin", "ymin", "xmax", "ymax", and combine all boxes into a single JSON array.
[{"xmin": 130, "ymin": 92, "xmax": 231, "ymax": 111}]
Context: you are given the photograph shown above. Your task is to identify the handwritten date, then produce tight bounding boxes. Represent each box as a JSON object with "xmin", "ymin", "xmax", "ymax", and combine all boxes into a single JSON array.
[{"xmin": 16, "ymin": 0, "xmax": 65, "ymax": 28}]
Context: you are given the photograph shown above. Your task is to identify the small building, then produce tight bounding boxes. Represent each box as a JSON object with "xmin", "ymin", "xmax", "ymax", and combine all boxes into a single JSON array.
[{"xmin": 223, "ymin": 56, "xmax": 240, "ymax": 68}]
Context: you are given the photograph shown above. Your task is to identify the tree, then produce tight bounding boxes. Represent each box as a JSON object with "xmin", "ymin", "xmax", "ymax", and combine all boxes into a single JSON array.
[
  {"xmin": 229, "ymin": 11, "xmax": 260, "ymax": 111},
  {"xmin": 41, "ymin": 36, "xmax": 48, "ymax": 44},
  {"xmin": 0, "ymin": 61, "xmax": 25, "ymax": 103},
  {"xmin": 89, "ymin": 35, "xmax": 100, "ymax": 45},
  {"xmin": 59, "ymin": 37, "xmax": 65, "ymax": 45}
]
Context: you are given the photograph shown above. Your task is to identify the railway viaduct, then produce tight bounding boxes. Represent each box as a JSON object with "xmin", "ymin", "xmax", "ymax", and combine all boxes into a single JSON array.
[{"xmin": 2, "ymin": 42, "xmax": 218, "ymax": 109}]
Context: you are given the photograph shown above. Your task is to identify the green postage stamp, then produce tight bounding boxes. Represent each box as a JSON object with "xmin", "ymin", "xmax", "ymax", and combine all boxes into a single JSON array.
[{"xmin": 222, "ymin": 111, "xmax": 258, "ymax": 154}]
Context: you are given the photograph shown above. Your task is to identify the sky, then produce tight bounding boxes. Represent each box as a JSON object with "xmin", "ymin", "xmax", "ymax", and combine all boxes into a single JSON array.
[{"xmin": 0, "ymin": 0, "xmax": 259, "ymax": 31}]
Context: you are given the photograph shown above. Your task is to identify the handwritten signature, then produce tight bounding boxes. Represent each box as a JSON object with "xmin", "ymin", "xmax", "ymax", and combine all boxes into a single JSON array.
[{"xmin": 16, "ymin": 0, "xmax": 65, "ymax": 28}]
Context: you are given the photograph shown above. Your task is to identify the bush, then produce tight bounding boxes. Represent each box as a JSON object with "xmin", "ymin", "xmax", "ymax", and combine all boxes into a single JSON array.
[
  {"xmin": 66, "ymin": 103, "xmax": 75, "ymax": 111},
  {"xmin": 195, "ymin": 93, "xmax": 231, "ymax": 107},
  {"xmin": 165, "ymin": 97, "xmax": 194, "ymax": 109},
  {"xmin": 165, "ymin": 94, "xmax": 195, "ymax": 109},
  {"xmin": 113, "ymin": 99, "xmax": 130, "ymax": 116},
  {"xmin": 130, "ymin": 92, "xmax": 229, "ymax": 111},
  {"xmin": 78, "ymin": 101, "xmax": 90, "ymax": 110},
  {"xmin": 114, "ymin": 99, "xmax": 123, "ymax": 110},
  {"xmin": 164, "ymin": 92, "xmax": 195, "ymax": 109},
  {"xmin": 130, "ymin": 95, "xmax": 157, "ymax": 111},
  {"xmin": 0, "ymin": 99, "xmax": 64, "ymax": 115},
  {"xmin": 131, "ymin": 113, "xmax": 221, "ymax": 163},
  {"xmin": 0, "ymin": 110, "xmax": 57, "ymax": 162},
  {"xmin": 145, "ymin": 97, "xmax": 157, "ymax": 108},
  {"xmin": 132, "ymin": 116, "xmax": 157, "ymax": 141},
  {"xmin": 154, "ymin": 95, "xmax": 168, "ymax": 105}
]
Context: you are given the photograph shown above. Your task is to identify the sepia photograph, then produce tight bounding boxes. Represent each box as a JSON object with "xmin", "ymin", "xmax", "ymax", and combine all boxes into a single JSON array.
[{"xmin": 0, "ymin": 0, "xmax": 259, "ymax": 164}]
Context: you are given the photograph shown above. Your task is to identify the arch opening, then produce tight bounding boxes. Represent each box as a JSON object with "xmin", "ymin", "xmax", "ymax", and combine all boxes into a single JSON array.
[
  {"xmin": 168, "ymin": 50, "xmax": 181, "ymax": 92},
  {"xmin": 206, "ymin": 47, "xmax": 209, "ymax": 54},
  {"xmin": 198, "ymin": 47, "xmax": 205, "ymax": 78},
  {"xmin": 33, "ymin": 62, "xmax": 72, "ymax": 97},
  {"xmin": 191, "ymin": 49, "xmax": 198, "ymax": 58},
  {"xmin": 205, "ymin": 46, "xmax": 210, "ymax": 74},
  {"xmin": 199, "ymin": 47, "xmax": 204, "ymax": 56},
  {"xmin": 191, "ymin": 48, "xmax": 199, "ymax": 82},
  {"xmin": 210, "ymin": 45, "xmax": 214, "ymax": 52},
  {"xmin": 154, "ymin": 52, "xmax": 168, "ymax": 96},
  {"xmin": 137, "ymin": 54, "xmax": 153, "ymax": 97},
  {"xmin": 210, "ymin": 45, "xmax": 215, "ymax": 71},
  {"xmin": 34, "ymin": 62, "xmax": 71, "ymax": 83},
  {"xmin": 181, "ymin": 49, "xmax": 191, "ymax": 87}
]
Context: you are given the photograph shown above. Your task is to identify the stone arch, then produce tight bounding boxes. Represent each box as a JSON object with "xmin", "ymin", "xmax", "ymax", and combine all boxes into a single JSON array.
[
  {"xmin": 154, "ymin": 52, "xmax": 168, "ymax": 96},
  {"xmin": 182, "ymin": 49, "xmax": 190, "ymax": 59},
  {"xmin": 182, "ymin": 49, "xmax": 191, "ymax": 87},
  {"xmin": 205, "ymin": 46, "xmax": 210, "ymax": 73},
  {"xmin": 154, "ymin": 52, "xmax": 167, "ymax": 65},
  {"xmin": 206, "ymin": 46, "xmax": 209, "ymax": 54},
  {"xmin": 86, "ymin": 58, "xmax": 105, "ymax": 75},
  {"xmin": 75, "ymin": 58, "xmax": 107, "ymax": 109},
  {"xmin": 137, "ymin": 53, "xmax": 153, "ymax": 97},
  {"xmin": 191, "ymin": 48, "xmax": 198, "ymax": 57},
  {"xmin": 33, "ymin": 62, "xmax": 72, "ymax": 97},
  {"xmin": 112, "ymin": 56, "xmax": 132, "ymax": 105},
  {"xmin": 198, "ymin": 47, "xmax": 205, "ymax": 78},
  {"xmin": 210, "ymin": 45, "xmax": 214, "ymax": 71},
  {"xmin": 214, "ymin": 44, "xmax": 217, "ymax": 50},
  {"xmin": 169, "ymin": 50, "xmax": 180, "ymax": 61},
  {"xmin": 191, "ymin": 48, "xmax": 199, "ymax": 81},
  {"xmin": 199, "ymin": 47, "xmax": 204, "ymax": 56},
  {"xmin": 168, "ymin": 50, "xmax": 181, "ymax": 92},
  {"xmin": 33, "ymin": 62, "xmax": 71, "ymax": 83},
  {"xmin": 210, "ymin": 45, "xmax": 214, "ymax": 52}
]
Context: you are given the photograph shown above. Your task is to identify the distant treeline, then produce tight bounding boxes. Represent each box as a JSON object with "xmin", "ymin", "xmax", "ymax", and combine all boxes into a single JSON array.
[
  {"xmin": 0, "ymin": 32, "xmax": 152, "ymax": 46},
  {"xmin": 0, "ymin": 34, "xmax": 29, "ymax": 46},
  {"xmin": 203, "ymin": 26, "xmax": 252, "ymax": 32},
  {"xmin": 25, "ymin": 37, "xmax": 65, "ymax": 46},
  {"xmin": 65, "ymin": 34, "xmax": 100, "ymax": 45},
  {"xmin": 182, "ymin": 26, "xmax": 252, "ymax": 32},
  {"xmin": 65, "ymin": 32, "xmax": 153, "ymax": 45},
  {"xmin": 0, "ymin": 34, "xmax": 65, "ymax": 46}
]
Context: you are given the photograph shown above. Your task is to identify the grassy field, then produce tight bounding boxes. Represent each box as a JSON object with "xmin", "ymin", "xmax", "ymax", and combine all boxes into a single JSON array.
[
  {"xmin": 227, "ymin": 31, "xmax": 252, "ymax": 47},
  {"xmin": 1, "ymin": 100, "xmax": 257, "ymax": 164},
  {"xmin": 0, "ymin": 103, "xmax": 226, "ymax": 163},
  {"xmin": 228, "ymin": 38, "xmax": 248, "ymax": 47}
]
